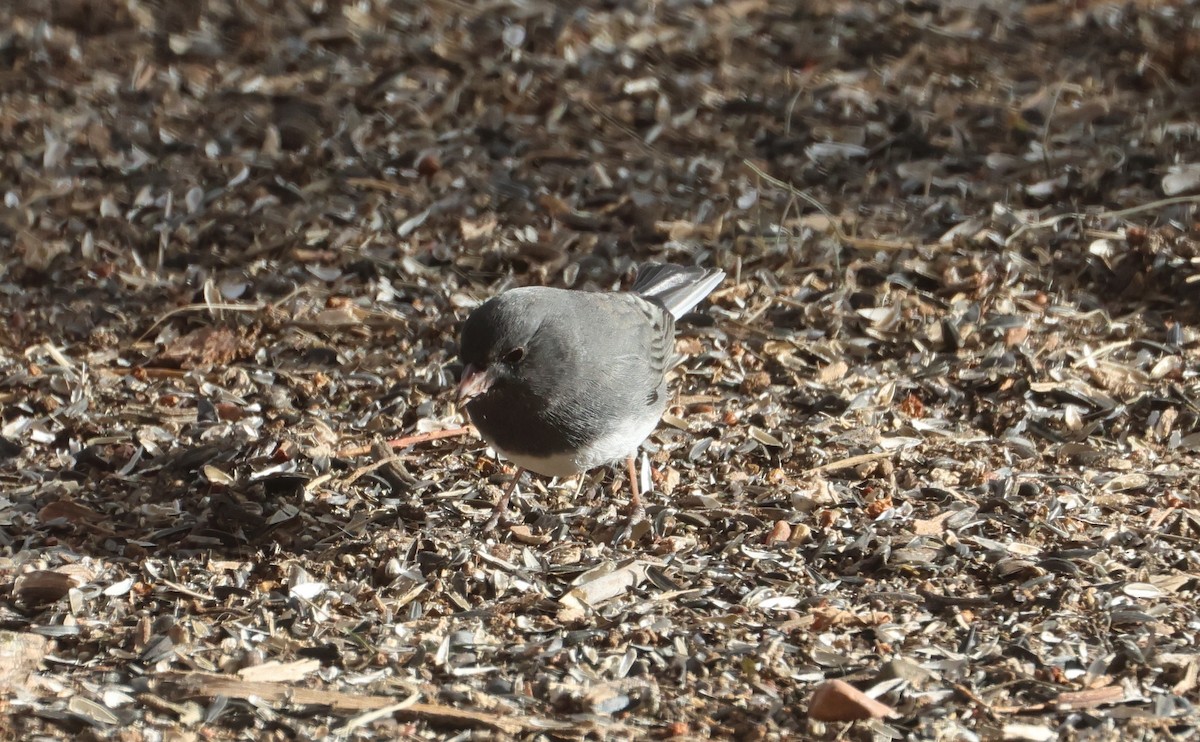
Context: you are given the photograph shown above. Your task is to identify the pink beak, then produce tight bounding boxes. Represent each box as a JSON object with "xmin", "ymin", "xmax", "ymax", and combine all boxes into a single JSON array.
[{"xmin": 456, "ymin": 364, "xmax": 492, "ymax": 404}]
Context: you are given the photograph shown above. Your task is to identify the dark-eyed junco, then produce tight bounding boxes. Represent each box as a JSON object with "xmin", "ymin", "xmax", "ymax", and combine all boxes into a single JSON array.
[{"xmin": 456, "ymin": 263, "xmax": 724, "ymax": 525}]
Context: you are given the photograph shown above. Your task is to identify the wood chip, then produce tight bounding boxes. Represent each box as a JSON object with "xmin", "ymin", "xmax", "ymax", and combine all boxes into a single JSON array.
[{"xmin": 806, "ymin": 679, "xmax": 899, "ymax": 721}]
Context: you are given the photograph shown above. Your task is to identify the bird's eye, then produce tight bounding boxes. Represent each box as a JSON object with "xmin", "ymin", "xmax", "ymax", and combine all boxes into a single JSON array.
[{"xmin": 502, "ymin": 347, "xmax": 525, "ymax": 364}]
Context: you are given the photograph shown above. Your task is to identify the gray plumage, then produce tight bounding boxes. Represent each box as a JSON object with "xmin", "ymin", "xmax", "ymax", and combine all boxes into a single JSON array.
[{"xmin": 457, "ymin": 263, "xmax": 724, "ymax": 479}]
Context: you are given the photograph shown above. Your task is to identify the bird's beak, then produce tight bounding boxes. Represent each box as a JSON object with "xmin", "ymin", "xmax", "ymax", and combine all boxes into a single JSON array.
[{"xmin": 456, "ymin": 364, "xmax": 492, "ymax": 404}]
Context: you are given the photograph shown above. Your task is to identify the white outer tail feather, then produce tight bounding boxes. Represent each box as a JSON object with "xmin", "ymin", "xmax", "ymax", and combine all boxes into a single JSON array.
[{"xmin": 630, "ymin": 263, "xmax": 725, "ymax": 319}]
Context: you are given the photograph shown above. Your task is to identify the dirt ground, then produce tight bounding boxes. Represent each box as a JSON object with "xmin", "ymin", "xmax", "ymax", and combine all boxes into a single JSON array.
[{"xmin": 2, "ymin": 0, "xmax": 1200, "ymax": 739}]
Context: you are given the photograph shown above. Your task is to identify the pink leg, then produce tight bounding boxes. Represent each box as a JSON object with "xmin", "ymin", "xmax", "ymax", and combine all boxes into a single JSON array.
[{"xmin": 626, "ymin": 455, "xmax": 645, "ymax": 522}]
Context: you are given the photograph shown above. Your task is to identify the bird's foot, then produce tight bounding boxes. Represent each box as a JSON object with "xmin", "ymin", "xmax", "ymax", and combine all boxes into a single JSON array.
[
  {"xmin": 610, "ymin": 456, "xmax": 652, "ymax": 545},
  {"xmin": 481, "ymin": 508, "xmax": 510, "ymax": 533},
  {"xmin": 610, "ymin": 504, "xmax": 651, "ymax": 546},
  {"xmin": 479, "ymin": 468, "xmax": 524, "ymax": 533}
]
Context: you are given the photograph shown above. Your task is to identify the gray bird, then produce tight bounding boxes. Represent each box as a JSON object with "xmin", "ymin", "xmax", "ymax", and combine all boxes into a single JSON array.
[{"xmin": 456, "ymin": 263, "xmax": 724, "ymax": 525}]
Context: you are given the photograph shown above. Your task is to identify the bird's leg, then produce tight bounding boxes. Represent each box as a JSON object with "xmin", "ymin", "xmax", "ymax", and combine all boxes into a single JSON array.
[
  {"xmin": 611, "ymin": 455, "xmax": 648, "ymax": 545},
  {"xmin": 483, "ymin": 467, "xmax": 523, "ymax": 531},
  {"xmin": 625, "ymin": 454, "xmax": 645, "ymax": 523}
]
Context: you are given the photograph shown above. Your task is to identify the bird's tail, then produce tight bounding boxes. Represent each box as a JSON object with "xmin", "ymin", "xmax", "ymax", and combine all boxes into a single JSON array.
[{"xmin": 631, "ymin": 263, "xmax": 725, "ymax": 319}]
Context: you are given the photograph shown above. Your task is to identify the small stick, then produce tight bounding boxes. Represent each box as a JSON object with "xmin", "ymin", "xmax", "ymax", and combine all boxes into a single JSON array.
[
  {"xmin": 343, "ymin": 454, "xmax": 406, "ymax": 486},
  {"xmin": 952, "ymin": 683, "xmax": 999, "ymax": 721},
  {"xmin": 337, "ymin": 426, "xmax": 472, "ymax": 458}
]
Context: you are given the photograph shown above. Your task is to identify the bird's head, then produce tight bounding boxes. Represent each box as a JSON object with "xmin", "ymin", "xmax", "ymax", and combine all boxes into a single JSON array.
[{"xmin": 456, "ymin": 289, "xmax": 564, "ymax": 406}]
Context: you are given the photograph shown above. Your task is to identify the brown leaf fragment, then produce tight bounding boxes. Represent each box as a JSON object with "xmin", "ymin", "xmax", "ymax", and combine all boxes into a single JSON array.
[
  {"xmin": 807, "ymin": 679, "xmax": 899, "ymax": 721},
  {"xmin": 740, "ymin": 370, "xmax": 772, "ymax": 395},
  {"xmin": 416, "ymin": 151, "xmax": 440, "ymax": 177},
  {"xmin": 13, "ymin": 570, "xmax": 80, "ymax": 606},
  {"xmin": 1004, "ymin": 325, "xmax": 1029, "ymax": 347},
  {"xmin": 159, "ymin": 326, "xmax": 250, "ymax": 367},
  {"xmin": 509, "ymin": 524, "xmax": 552, "ymax": 545},
  {"xmin": 0, "ymin": 632, "xmax": 49, "ymax": 694},
  {"xmin": 864, "ymin": 494, "xmax": 893, "ymax": 518},
  {"xmin": 1149, "ymin": 573, "xmax": 1191, "ymax": 594},
  {"xmin": 788, "ymin": 523, "xmax": 812, "ymax": 544},
  {"xmin": 898, "ymin": 393, "xmax": 924, "ymax": 417},
  {"xmin": 38, "ymin": 499, "xmax": 104, "ymax": 525},
  {"xmin": 535, "ymin": 193, "xmax": 573, "ymax": 217},
  {"xmin": 214, "ymin": 402, "xmax": 247, "ymax": 421},
  {"xmin": 1152, "ymin": 406, "xmax": 1178, "ymax": 441}
]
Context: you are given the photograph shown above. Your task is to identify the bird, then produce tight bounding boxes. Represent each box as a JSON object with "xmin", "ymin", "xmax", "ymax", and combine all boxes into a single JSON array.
[{"xmin": 456, "ymin": 263, "xmax": 724, "ymax": 528}]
